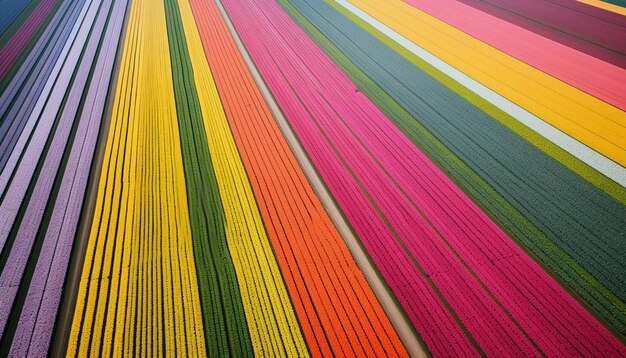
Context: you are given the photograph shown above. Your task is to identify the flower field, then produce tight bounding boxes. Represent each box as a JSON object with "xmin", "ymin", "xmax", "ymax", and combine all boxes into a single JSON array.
[{"xmin": 0, "ymin": 0, "xmax": 624, "ymax": 356}]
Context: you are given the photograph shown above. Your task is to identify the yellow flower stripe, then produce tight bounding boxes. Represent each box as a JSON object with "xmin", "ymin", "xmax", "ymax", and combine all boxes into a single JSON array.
[
  {"xmin": 349, "ymin": 0, "xmax": 626, "ymax": 167},
  {"xmin": 176, "ymin": 0, "xmax": 308, "ymax": 355},
  {"xmin": 576, "ymin": 0, "xmax": 626, "ymax": 16},
  {"xmin": 66, "ymin": 0, "xmax": 206, "ymax": 356}
]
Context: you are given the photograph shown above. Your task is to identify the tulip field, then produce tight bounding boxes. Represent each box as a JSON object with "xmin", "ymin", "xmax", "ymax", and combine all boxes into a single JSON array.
[{"xmin": 0, "ymin": 0, "xmax": 625, "ymax": 356}]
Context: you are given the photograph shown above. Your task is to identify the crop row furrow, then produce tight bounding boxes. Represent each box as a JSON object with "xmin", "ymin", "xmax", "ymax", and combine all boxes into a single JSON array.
[
  {"xmin": 0, "ymin": 0, "xmax": 128, "ymax": 355},
  {"xmin": 221, "ymin": 0, "xmax": 626, "ymax": 355},
  {"xmin": 190, "ymin": 0, "xmax": 407, "ymax": 356},
  {"xmin": 67, "ymin": 0, "xmax": 207, "ymax": 355},
  {"xmin": 163, "ymin": 0, "xmax": 253, "ymax": 355},
  {"xmin": 0, "ymin": 0, "xmax": 61, "ymax": 85},
  {"xmin": 286, "ymin": 0, "xmax": 626, "ymax": 333},
  {"xmin": 172, "ymin": 0, "xmax": 308, "ymax": 354}
]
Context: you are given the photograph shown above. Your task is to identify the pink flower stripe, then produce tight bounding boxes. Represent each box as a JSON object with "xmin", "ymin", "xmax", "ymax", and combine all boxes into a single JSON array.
[
  {"xmin": 222, "ymin": 0, "xmax": 626, "ymax": 355},
  {"xmin": 0, "ymin": 0, "xmax": 58, "ymax": 80},
  {"xmin": 403, "ymin": 0, "xmax": 626, "ymax": 111}
]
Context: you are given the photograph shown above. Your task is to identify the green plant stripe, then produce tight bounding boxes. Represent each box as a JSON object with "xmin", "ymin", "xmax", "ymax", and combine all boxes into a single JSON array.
[
  {"xmin": 0, "ymin": 0, "xmax": 65, "ymax": 92},
  {"xmin": 277, "ymin": 0, "xmax": 626, "ymax": 335},
  {"xmin": 602, "ymin": 0, "xmax": 626, "ymax": 8},
  {"xmin": 164, "ymin": 0, "xmax": 253, "ymax": 355},
  {"xmin": 327, "ymin": 2, "xmax": 626, "ymax": 207},
  {"xmin": 0, "ymin": 0, "xmax": 41, "ymax": 48}
]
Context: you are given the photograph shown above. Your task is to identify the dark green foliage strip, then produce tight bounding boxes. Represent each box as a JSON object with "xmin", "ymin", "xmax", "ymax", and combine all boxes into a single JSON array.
[
  {"xmin": 277, "ymin": 0, "xmax": 626, "ymax": 334},
  {"xmin": 164, "ymin": 0, "xmax": 253, "ymax": 355}
]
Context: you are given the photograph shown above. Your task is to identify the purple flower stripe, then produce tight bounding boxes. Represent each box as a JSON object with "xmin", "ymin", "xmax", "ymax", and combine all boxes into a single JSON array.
[
  {"xmin": 0, "ymin": 0, "xmax": 58, "ymax": 80},
  {"xmin": 0, "ymin": 0, "xmax": 114, "ymax": 344},
  {"xmin": 0, "ymin": 0, "xmax": 94, "ymax": 255},
  {"xmin": 0, "ymin": 0, "xmax": 89, "ymax": 174},
  {"xmin": 9, "ymin": 0, "xmax": 126, "ymax": 353}
]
